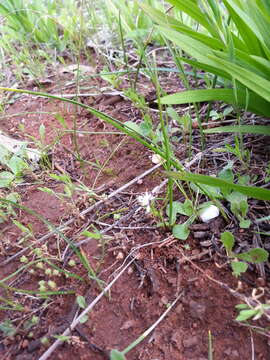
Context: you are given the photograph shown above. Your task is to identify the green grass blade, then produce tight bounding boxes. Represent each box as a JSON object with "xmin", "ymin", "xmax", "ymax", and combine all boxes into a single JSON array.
[
  {"xmin": 140, "ymin": 4, "xmax": 223, "ymax": 49},
  {"xmin": 204, "ymin": 125, "xmax": 270, "ymax": 135},
  {"xmin": 223, "ymin": 0, "xmax": 264, "ymax": 56},
  {"xmin": 160, "ymin": 88, "xmax": 270, "ymax": 117},
  {"xmin": 156, "ymin": 27, "xmax": 227, "ymax": 78},
  {"xmin": 167, "ymin": 171, "xmax": 270, "ymax": 201},
  {"xmin": 165, "ymin": 0, "xmax": 218, "ymax": 37},
  {"xmin": 210, "ymin": 56, "xmax": 270, "ymax": 102}
]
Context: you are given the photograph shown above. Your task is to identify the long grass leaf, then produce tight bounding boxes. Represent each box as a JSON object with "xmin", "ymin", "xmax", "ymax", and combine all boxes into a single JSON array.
[
  {"xmin": 209, "ymin": 56, "xmax": 270, "ymax": 102},
  {"xmin": 223, "ymin": 0, "xmax": 263, "ymax": 56},
  {"xmin": 157, "ymin": 27, "xmax": 228, "ymax": 78},
  {"xmin": 160, "ymin": 88, "xmax": 270, "ymax": 117},
  {"xmin": 167, "ymin": 171, "xmax": 270, "ymax": 201},
  {"xmin": 204, "ymin": 125, "xmax": 270, "ymax": 135},
  {"xmin": 165, "ymin": 0, "xmax": 218, "ymax": 37}
]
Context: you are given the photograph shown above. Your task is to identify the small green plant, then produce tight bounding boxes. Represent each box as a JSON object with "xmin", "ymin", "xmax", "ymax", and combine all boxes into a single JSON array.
[
  {"xmin": 167, "ymin": 199, "xmax": 195, "ymax": 240},
  {"xmin": 264, "ymin": 162, "xmax": 270, "ymax": 183},
  {"xmin": 101, "ymin": 67, "xmax": 122, "ymax": 88},
  {"xmin": 236, "ymin": 302, "xmax": 270, "ymax": 322},
  {"xmin": 0, "ymin": 192, "xmax": 21, "ymax": 223},
  {"xmin": 76, "ymin": 295, "xmax": 89, "ymax": 323},
  {"xmin": 214, "ymin": 136, "xmax": 250, "ymax": 169},
  {"xmin": 189, "ymin": 162, "xmax": 251, "ymax": 229},
  {"xmin": 166, "ymin": 107, "xmax": 192, "ymax": 140},
  {"xmin": 221, "ymin": 231, "xmax": 268, "ymax": 277},
  {"xmin": 0, "ymin": 144, "xmax": 29, "ymax": 187},
  {"xmin": 0, "ymin": 320, "xmax": 17, "ymax": 337}
]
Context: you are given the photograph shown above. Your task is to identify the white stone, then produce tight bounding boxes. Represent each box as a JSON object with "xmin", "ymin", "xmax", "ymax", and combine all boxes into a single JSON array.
[
  {"xmin": 151, "ymin": 154, "xmax": 163, "ymax": 164},
  {"xmin": 199, "ymin": 205, "xmax": 219, "ymax": 222}
]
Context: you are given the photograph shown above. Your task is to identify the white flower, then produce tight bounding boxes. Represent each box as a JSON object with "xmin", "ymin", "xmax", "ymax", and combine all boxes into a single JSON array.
[{"xmin": 137, "ymin": 192, "xmax": 154, "ymax": 213}]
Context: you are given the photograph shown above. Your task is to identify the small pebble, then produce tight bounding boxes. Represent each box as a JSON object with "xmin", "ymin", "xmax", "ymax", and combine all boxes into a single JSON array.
[
  {"xmin": 116, "ymin": 251, "xmax": 124, "ymax": 260},
  {"xmin": 194, "ymin": 231, "xmax": 207, "ymax": 239},
  {"xmin": 199, "ymin": 205, "xmax": 219, "ymax": 222},
  {"xmin": 127, "ymin": 267, "xmax": 133, "ymax": 274}
]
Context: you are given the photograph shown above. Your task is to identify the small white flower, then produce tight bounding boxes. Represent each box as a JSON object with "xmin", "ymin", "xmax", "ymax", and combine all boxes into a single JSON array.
[{"xmin": 137, "ymin": 192, "xmax": 154, "ymax": 213}]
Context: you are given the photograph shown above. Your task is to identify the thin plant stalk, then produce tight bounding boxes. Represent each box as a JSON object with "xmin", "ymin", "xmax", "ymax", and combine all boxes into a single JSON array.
[
  {"xmin": 153, "ymin": 54, "xmax": 174, "ymax": 226},
  {"xmin": 118, "ymin": 11, "xmax": 131, "ymax": 85},
  {"xmin": 121, "ymin": 292, "xmax": 183, "ymax": 355},
  {"xmin": 208, "ymin": 330, "xmax": 213, "ymax": 360}
]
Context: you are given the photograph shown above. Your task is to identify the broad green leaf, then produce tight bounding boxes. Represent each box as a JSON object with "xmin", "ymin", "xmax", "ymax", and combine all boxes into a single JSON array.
[
  {"xmin": 236, "ymin": 248, "xmax": 269, "ymax": 264},
  {"xmin": 180, "ymin": 199, "xmax": 193, "ymax": 216},
  {"xmin": 236, "ymin": 309, "xmax": 259, "ymax": 322},
  {"xmin": 166, "ymin": 200, "xmax": 193, "ymax": 223},
  {"xmin": 8, "ymin": 155, "xmax": 28, "ymax": 176},
  {"xmin": 81, "ymin": 230, "xmax": 101, "ymax": 240},
  {"xmin": 166, "ymin": 201, "xmax": 182, "ymax": 224},
  {"xmin": 140, "ymin": 3, "xmax": 223, "ymax": 49},
  {"xmin": 231, "ymin": 261, "xmax": 248, "ymax": 277},
  {"xmin": 235, "ymin": 304, "xmax": 249, "ymax": 310},
  {"xmin": 139, "ymin": 3, "xmax": 184, "ymax": 29},
  {"xmin": 0, "ymin": 171, "xmax": 15, "ymax": 188},
  {"xmin": 110, "ymin": 349, "xmax": 126, "ymax": 360},
  {"xmin": 191, "ymin": 182, "xmax": 222, "ymax": 199},
  {"xmin": 167, "ymin": 171, "xmax": 270, "ymax": 201},
  {"xmin": 239, "ymin": 218, "xmax": 251, "ymax": 229},
  {"xmin": 0, "ymin": 145, "xmax": 11, "ymax": 164},
  {"xmin": 172, "ymin": 223, "xmax": 190, "ymax": 240},
  {"xmin": 221, "ymin": 231, "xmax": 235, "ymax": 254},
  {"xmin": 218, "ymin": 163, "xmax": 234, "ymax": 193},
  {"xmin": 205, "ymin": 125, "xmax": 270, "ymax": 135},
  {"xmin": 79, "ymin": 314, "xmax": 88, "ymax": 324},
  {"xmin": 226, "ymin": 191, "xmax": 249, "ymax": 218},
  {"xmin": 76, "ymin": 295, "xmax": 86, "ymax": 309}
]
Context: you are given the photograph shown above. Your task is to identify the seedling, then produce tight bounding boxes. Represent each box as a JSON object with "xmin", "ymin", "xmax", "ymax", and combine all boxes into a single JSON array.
[
  {"xmin": 166, "ymin": 199, "xmax": 195, "ymax": 240},
  {"xmin": 0, "ymin": 320, "xmax": 17, "ymax": 337},
  {"xmin": 76, "ymin": 295, "xmax": 89, "ymax": 323},
  {"xmin": 214, "ymin": 136, "xmax": 250, "ymax": 169},
  {"xmin": 264, "ymin": 162, "xmax": 270, "ymax": 183},
  {"xmin": 235, "ymin": 303, "xmax": 270, "ymax": 322},
  {"xmin": 191, "ymin": 163, "xmax": 251, "ymax": 228},
  {"xmin": 0, "ymin": 192, "xmax": 21, "ymax": 223},
  {"xmin": 0, "ymin": 144, "xmax": 29, "ymax": 187},
  {"xmin": 166, "ymin": 107, "xmax": 192, "ymax": 146},
  {"xmin": 167, "ymin": 199, "xmax": 219, "ymax": 240},
  {"xmin": 221, "ymin": 231, "xmax": 268, "ymax": 277}
]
